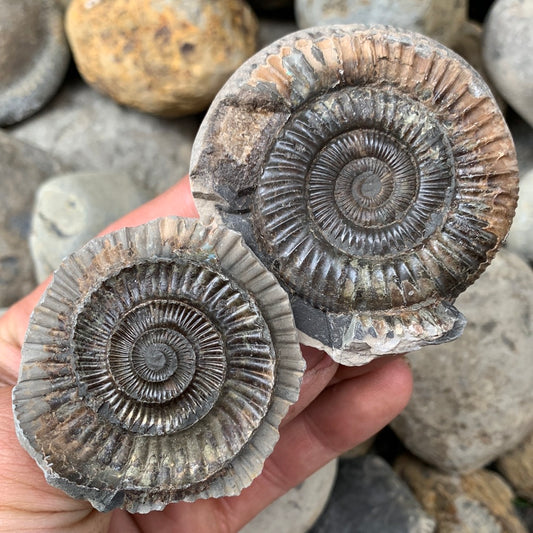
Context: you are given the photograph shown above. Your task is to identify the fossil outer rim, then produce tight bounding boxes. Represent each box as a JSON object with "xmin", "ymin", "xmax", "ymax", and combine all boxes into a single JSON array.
[
  {"xmin": 189, "ymin": 24, "xmax": 519, "ymax": 363},
  {"xmin": 12, "ymin": 217, "xmax": 304, "ymax": 513}
]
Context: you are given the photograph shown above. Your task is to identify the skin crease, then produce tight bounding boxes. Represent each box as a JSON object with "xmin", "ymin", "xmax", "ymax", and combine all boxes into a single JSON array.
[{"xmin": 0, "ymin": 177, "xmax": 413, "ymax": 533}]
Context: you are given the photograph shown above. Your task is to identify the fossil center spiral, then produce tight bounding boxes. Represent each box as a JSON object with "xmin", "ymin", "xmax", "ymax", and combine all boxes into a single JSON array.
[{"xmin": 253, "ymin": 86, "xmax": 456, "ymax": 312}]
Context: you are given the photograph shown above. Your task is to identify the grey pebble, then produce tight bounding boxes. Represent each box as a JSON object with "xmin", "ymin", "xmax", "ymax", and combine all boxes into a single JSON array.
[
  {"xmin": 0, "ymin": 0, "xmax": 70, "ymax": 126},
  {"xmin": 8, "ymin": 79, "xmax": 200, "ymax": 196},
  {"xmin": 294, "ymin": 0, "xmax": 467, "ymax": 47},
  {"xmin": 391, "ymin": 250, "xmax": 533, "ymax": 473},
  {"xmin": 506, "ymin": 168, "xmax": 533, "ymax": 264},
  {"xmin": 30, "ymin": 171, "xmax": 152, "ymax": 283},
  {"xmin": 483, "ymin": 0, "xmax": 533, "ymax": 127},
  {"xmin": 239, "ymin": 460, "xmax": 337, "ymax": 533},
  {"xmin": 0, "ymin": 131, "xmax": 65, "ymax": 306},
  {"xmin": 309, "ymin": 455, "xmax": 435, "ymax": 533}
]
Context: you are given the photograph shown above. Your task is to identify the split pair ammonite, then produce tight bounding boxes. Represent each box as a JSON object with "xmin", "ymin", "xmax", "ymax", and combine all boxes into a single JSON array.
[{"xmin": 13, "ymin": 25, "xmax": 518, "ymax": 512}]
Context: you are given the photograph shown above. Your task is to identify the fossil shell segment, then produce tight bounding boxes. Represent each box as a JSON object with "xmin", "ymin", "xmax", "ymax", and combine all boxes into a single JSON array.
[
  {"xmin": 12, "ymin": 217, "xmax": 304, "ymax": 513},
  {"xmin": 189, "ymin": 25, "xmax": 519, "ymax": 365}
]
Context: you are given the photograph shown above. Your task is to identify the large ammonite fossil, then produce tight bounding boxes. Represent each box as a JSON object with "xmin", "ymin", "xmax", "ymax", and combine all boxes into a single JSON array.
[
  {"xmin": 189, "ymin": 25, "xmax": 519, "ymax": 366},
  {"xmin": 12, "ymin": 217, "xmax": 304, "ymax": 513}
]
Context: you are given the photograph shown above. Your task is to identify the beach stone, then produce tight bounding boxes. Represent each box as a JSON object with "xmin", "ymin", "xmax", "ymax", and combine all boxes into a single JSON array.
[
  {"xmin": 309, "ymin": 455, "xmax": 436, "ymax": 533},
  {"xmin": 8, "ymin": 79, "xmax": 199, "ymax": 196},
  {"xmin": 506, "ymin": 168, "xmax": 533, "ymax": 263},
  {"xmin": 483, "ymin": 0, "xmax": 533, "ymax": 127},
  {"xmin": 239, "ymin": 460, "xmax": 337, "ymax": 533},
  {"xmin": 396, "ymin": 454, "xmax": 528, "ymax": 533},
  {"xmin": 391, "ymin": 250, "xmax": 533, "ymax": 473},
  {"xmin": 257, "ymin": 18, "xmax": 298, "ymax": 49},
  {"xmin": 65, "ymin": 0, "xmax": 258, "ymax": 117},
  {"xmin": 30, "ymin": 172, "xmax": 151, "ymax": 283},
  {"xmin": 452, "ymin": 20, "xmax": 506, "ymax": 111},
  {"xmin": 294, "ymin": 0, "xmax": 467, "ymax": 47},
  {"xmin": 0, "ymin": 0, "xmax": 70, "ymax": 126},
  {"xmin": 497, "ymin": 431, "xmax": 533, "ymax": 501},
  {"xmin": 507, "ymin": 110, "xmax": 533, "ymax": 176},
  {"xmin": 0, "ymin": 131, "xmax": 65, "ymax": 306}
]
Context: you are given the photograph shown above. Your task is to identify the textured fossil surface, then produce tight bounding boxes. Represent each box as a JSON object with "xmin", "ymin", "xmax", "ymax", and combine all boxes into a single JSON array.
[
  {"xmin": 12, "ymin": 217, "xmax": 304, "ymax": 513},
  {"xmin": 189, "ymin": 24, "xmax": 519, "ymax": 365}
]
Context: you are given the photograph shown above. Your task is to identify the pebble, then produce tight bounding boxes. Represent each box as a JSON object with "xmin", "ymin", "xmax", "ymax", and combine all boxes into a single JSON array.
[
  {"xmin": 396, "ymin": 454, "xmax": 528, "ymax": 533},
  {"xmin": 0, "ymin": 0, "xmax": 70, "ymax": 126},
  {"xmin": 309, "ymin": 455, "xmax": 436, "ymax": 533},
  {"xmin": 239, "ymin": 460, "xmax": 337, "ymax": 533},
  {"xmin": 257, "ymin": 18, "xmax": 298, "ymax": 49},
  {"xmin": 452, "ymin": 20, "xmax": 506, "ymax": 111},
  {"xmin": 391, "ymin": 250, "xmax": 533, "ymax": 472},
  {"xmin": 8, "ymin": 79, "xmax": 199, "ymax": 196},
  {"xmin": 483, "ymin": 0, "xmax": 533, "ymax": 127},
  {"xmin": 30, "ymin": 171, "xmax": 151, "ymax": 283},
  {"xmin": 294, "ymin": 0, "xmax": 467, "ymax": 47},
  {"xmin": 507, "ymin": 109, "xmax": 533, "ymax": 176},
  {"xmin": 497, "ymin": 431, "xmax": 533, "ymax": 501},
  {"xmin": 0, "ymin": 131, "xmax": 65, "ymax": 307},
  {"xmin": 506, "ymin": 168, "xmax": 533, "ymax": 263},
  {"xmin": 65, "ymin": 0, "xmax": 258, "ymax": 117}
]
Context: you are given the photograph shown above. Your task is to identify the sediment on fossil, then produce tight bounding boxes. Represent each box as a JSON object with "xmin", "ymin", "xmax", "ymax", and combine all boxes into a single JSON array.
[
  {"xmin": 189, "ymin": 24, "xmax": 519, "ymax": 365},
  {"xmin": 12, "ymin": 217, "xmax": 304, "ymax": 513}
]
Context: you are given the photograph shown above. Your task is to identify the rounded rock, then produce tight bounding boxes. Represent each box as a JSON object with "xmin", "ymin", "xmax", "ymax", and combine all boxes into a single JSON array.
[
  {"xmin": 295, "ymin": 0, "xmax": 467, "ymax": 47},
  {"xmin": 13, "ymin": 217, "xmax": 305, "ymax": 513},
  {"xmin": 7, "ymin": 79, "xmax": 200, "ymax": 196},
  {"xmin": 240, "ymin": 460, "xmax": 338, "ymax": 533},
  {"xmin": 65, "ymin": 0, "xmax": 258, "ymax": 117},
  {"xmin": 483, "ymin": 0, "xmax": 533, "ymax": 127},
  {"xmin": 0, "ymin": 0, "xmax": 70, "ymax": 126},
  {"xmin": 506, "ymin": 168, "xmax": 533, "ymax": 263},
  {"xmin": 497, "ymin": 431, "xmax": 533, "ymax": 501},
  {"xmin": 30, "ymin": 171, "xmax": 152, "ymax": 282},
  {"xmin": 190, "ymin": 25, "xmax": 518, "ymax": 365},
  {"xmin": 391, "ymin": 250, "xmax": 533, "ymax": 472}
]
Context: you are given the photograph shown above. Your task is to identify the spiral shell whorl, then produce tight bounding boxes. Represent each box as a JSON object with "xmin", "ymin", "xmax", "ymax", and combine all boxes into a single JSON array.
[
  {"xmin": 13, "ymin": 218, "xmax": 304, "ymax": 512},
  {"xmin": 190, "ymin": 25, "xmax": 518, "ymax": 361}
]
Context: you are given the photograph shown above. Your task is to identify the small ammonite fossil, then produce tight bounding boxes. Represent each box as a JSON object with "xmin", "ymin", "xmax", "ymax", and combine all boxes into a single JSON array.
[
  {"xmin": 189, "ymin": 25, "xmax": 519, "ymax": 366},
  {"xmin": 12, "ymin": 217, "xmax": 304, "ymax": 513}
]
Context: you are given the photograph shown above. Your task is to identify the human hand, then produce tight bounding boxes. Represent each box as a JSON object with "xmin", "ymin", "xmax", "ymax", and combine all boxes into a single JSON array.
[{"xmin": 0, "ymin": 177, "xmax": 412, "ymax": 533}]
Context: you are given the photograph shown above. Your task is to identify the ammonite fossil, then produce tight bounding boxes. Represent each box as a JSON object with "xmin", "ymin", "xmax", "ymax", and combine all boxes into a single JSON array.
[
  {"xmin": 189, "ymin": 25, "xmax": 519, "ymax": 365},
  {"xmin": 12, "ymin": 217, "xmax": 304, "ymax": 513}
]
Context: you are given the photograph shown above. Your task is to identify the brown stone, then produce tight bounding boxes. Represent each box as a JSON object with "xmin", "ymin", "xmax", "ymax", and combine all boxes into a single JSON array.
[
  {"xmin": 497, "ymin": 432, "xmax": 533, "ymax": 501},
  {"xmin": 396, "ymin": 454, "xmax": 528, "ymax": 533},
  {"xmin": 65, "ymin": 0, "xmax": 258, "ymax": 117}
]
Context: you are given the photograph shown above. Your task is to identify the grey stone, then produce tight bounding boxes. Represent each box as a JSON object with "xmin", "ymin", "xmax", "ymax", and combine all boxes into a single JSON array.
[
  {"xmin": 507, "ymin": 110, "xmax": 533, "ymax": 176},
  {"xmin": 294, "ymin": 0, "xmax": 467, "ymax": 47},
  {"xmin": 30, "ymin": 171, "xmax": 152, "ymax": 282},
  {"xmin": 8, "ymin": 79, "xmax": 200, "ymax": 196},
  {"xmin": 396, "ymin": 454, "xmax": 529, "ymax": 533},
  {"xmin": 0, "ymin": 0, "xmax": 70, "ymax": 126},
  {"xmin": 506, "ymin": 168, "xmax": 533, "ymax": 264},
  {"xmin": 391, "ymin": 250, "xmax": 533, "ymax": 473},
  {"xmin": 239, "ymin": 460, "xmax": 337, "ymax": 533},
  {"xmin": 483, "ymin": 0, "xmax": 533, "ymax": 127},
  {"xmin": 257, "ymin": 18, "xmax": 298, "ymax": 49},
  {"xmin": 452, "ymin": 20, "xmax": 506, "ymax": 111},
  {"xmin": 0, "ymin": 131, "xmax": 65, "ymax": 306},
  {"xmin": 309, "ymin": 455, "xmax": 435, "ymax": 533}
]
